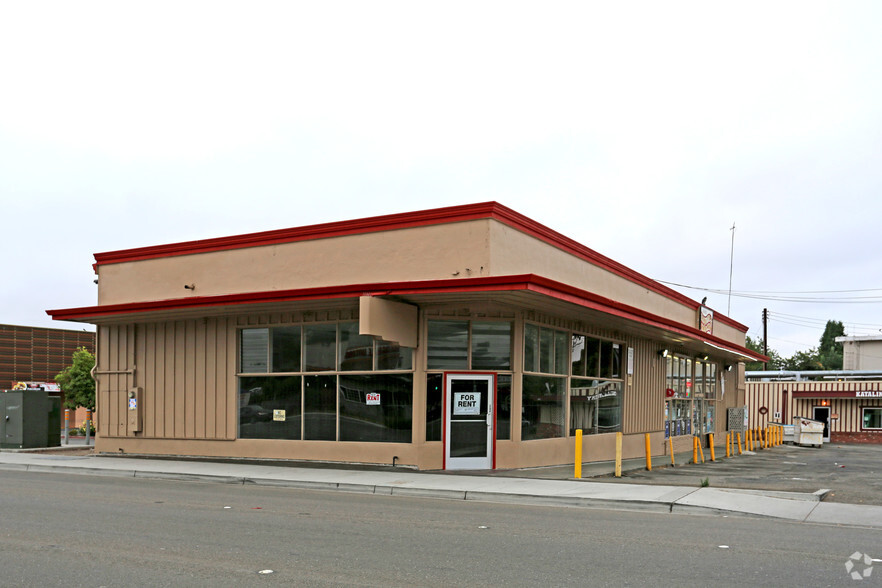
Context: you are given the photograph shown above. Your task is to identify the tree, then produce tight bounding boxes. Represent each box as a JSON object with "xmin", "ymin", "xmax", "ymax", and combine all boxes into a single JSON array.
[
  {"xmin": 56, "ymin": 347, "xmax": 96, "ymax": 411},
  {"xmin": 782, "ymin": 348, "xmax": 824, "ymax": 371},
  {"xmin": 818, "ymin": 320, "xmax": 845, "ymax": 370},
  {"xmin": 745, "ymin": 335, "xmax": 784, "ymax": 371}
]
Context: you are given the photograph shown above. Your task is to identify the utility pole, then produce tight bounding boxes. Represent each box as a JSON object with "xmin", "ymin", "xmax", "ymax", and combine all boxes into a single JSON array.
[
  {"xmin": 728, "ymin": 223, "xmax": 736, "ymax": 315},
  {"xmin": 762, "ymin": 308, "xmax": 769, "ymax": 370}
]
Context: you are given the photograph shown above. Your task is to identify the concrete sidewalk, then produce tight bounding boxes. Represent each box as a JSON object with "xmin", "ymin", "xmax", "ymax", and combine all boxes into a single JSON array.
[{"xmin": 1, "ymin": 451, "xmax": 880, "ymax": 529}]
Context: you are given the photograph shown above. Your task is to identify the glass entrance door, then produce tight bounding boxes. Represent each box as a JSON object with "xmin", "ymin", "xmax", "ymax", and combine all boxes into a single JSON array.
[{"xmin": 445, "ymin": 373, "xmax": 494, "ymax": 470}]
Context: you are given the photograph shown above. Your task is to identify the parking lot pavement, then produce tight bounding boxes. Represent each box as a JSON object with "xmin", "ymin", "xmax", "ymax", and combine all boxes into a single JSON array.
[
  {"xmin": 597, "ymin": 443, "xmax": 882, "ymax": 506},
  {"xmin": 458, "ymin": 443, "xmax": 882, "ymax": 506}
]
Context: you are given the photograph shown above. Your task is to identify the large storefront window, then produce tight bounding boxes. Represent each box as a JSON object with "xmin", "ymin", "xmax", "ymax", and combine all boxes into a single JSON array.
[
  {"xmin": 427, "ymin": 320, "xmax": 512, "ymax": 370},
  {"xmin": 664, "ymin": 356, "xmax": 718, "ymax": 437},
  {"xmin": 524, "ymin": 324, "xmax": 568, "ymax": 375},
  {"xmin": 570, "ymin": 378, "xmax": 622, "ymax": 436},
  {"xmin": 522, "ymin": 375, "xmax": 566, "ymax": 440},
  {"xmin": 523, "ymin": 325, "xmax": 568, "ymax": 440},
  {"xmin": 665, "ymin": 356, "xmax": 693, "ymax": 437},
  {"xmin": 864, "ymin": 408, "xmax": 882, "ymax": 430},
  {"xmin": 239, "ymin": 324, "xmax": 413, "ymax": 442},
  {"xmin": 569, "ymin": 334, "xmax": 623, "ymax": 436},
  {"xmin": 526, "ymin": 326, "xmax": 625, "ymax": 440},
  {"xmin": 339, "ymin": 374, "xmax": 414, "ymax": 442},
  {"xmin": 238, "ymin": 376, "xmax": 302, "ymax": 440}
]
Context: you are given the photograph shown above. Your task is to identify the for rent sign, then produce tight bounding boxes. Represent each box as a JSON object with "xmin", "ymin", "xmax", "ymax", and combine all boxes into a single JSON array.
[{"xmin": 453, "ymin": 392, "xmax": 481, "ymax": 415}]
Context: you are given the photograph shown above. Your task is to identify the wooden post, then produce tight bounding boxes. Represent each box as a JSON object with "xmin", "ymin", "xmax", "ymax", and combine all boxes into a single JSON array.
[{"xmin": 615, "ymin": 432, "xmax": 623, "ymax": 477}]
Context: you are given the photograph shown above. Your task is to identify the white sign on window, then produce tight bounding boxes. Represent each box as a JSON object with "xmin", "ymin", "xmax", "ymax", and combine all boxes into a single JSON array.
[
  {"xmin": 273, "ymin": 410, "xmax": 286, "ymax": 422},
  {"xmin": 366, "ymin": 393, "xmax": 381, "ymax": 405},
  {"xmin": 453, "ymin": 392, "xmax": 481, "ymax": 415}
]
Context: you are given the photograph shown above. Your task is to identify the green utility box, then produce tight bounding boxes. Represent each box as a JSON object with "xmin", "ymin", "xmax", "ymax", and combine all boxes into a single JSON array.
[{"xmin": 0, "ymin": 390, "xmax": 61, "ymax": 449}]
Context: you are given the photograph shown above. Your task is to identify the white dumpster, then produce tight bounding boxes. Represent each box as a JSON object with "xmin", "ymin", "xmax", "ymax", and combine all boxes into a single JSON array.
[
  {"xmin": 793, "ymin": 417, "xmax": 823, "ymax": 448},
  {"xmin": 781, "ymin": 424, "xmax": 796, "ymax": 444}
]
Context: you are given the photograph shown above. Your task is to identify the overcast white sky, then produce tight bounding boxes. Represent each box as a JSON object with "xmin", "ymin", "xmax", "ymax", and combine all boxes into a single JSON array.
[{"xmin": 2, "ymin": 1, "xmax": 881, "ymax": 359}]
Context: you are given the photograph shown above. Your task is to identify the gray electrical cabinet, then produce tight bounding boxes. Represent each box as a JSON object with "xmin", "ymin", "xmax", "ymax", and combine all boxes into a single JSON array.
[{"xmin": 0, "ymin": 390, "xmax": 61, "ymax": 449}]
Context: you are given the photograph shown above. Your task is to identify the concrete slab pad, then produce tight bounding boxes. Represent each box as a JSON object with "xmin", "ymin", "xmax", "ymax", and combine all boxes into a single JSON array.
[
  {"xmin": 804, "ymin": 503, "xmax": 882, "ymax": 529},
  {"xmin": 674, "ymin": 487, "xmax": 818, "ymax": 520}
]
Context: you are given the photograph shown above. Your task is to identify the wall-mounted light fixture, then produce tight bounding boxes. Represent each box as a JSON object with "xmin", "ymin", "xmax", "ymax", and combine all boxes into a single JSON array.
[
  {"xmin": 724, "ymin": 364, "xmax": 734, "ymax": 372},
  {"xmin": 697, "ymin": 353, "xmax": 709, "ymax": 361},
  {"xmin": 184, "ymin": 284, "xmax": 196, "ymax": 290},
  {"xmin": 658, "ymin": 349, "xmax": 669, "ymax": 358}
]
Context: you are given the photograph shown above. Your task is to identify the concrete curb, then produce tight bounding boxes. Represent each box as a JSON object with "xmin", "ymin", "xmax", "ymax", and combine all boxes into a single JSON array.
[{"xmin": 3, "ymin": 458, "xmax": 881, "ymax": 528}]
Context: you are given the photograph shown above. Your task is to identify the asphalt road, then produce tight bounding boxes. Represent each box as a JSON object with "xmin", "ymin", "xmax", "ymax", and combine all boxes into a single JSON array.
[{"xmin": 1, "ymin": 470, "xmax": 880, "ymax": 587}]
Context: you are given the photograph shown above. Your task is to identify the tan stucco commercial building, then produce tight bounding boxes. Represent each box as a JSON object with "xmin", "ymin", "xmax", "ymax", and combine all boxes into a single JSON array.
[{"xmin": 48, "ymin": 203, "xmax": 764, "ymax": 470}]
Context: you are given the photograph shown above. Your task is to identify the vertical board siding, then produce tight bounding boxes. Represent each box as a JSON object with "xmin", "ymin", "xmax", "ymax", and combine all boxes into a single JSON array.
[
  {"xmin": 100, "ymin": 318, "xmax": 234, "ymax": 440},
  {"xmin": 747, "ymin": 380, "xmax": 882, "ymax": 435},
  {"xmin": 195, "ymin": 319, "xmax": 206, "ymax": 439},
  {"xmin": 623, "ymin": 337, "xmax": 665, "ymax": 434}
]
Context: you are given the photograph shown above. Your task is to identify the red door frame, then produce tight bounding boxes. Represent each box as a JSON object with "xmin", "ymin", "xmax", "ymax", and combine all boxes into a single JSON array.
[{"xmin": 441, "ymin": 372, "xmax": 497, "ymax": 470}]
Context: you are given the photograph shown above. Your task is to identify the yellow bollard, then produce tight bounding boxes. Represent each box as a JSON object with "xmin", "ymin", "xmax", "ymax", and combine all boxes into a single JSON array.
[
  {"xmin": 758, "ymin": 427, "xmax": 764, "ymax": 449},
  {"xmin": 615, "ymin": 432, "xmax": 623, "ymax": 478},
  {"xmin": 698, "ymin": 438, "xmax": 705, "ymax": 463},
  {"xmin": 709, "ymin": 433, "xmax": 716, "ymax": 461},
  {"xmin": 737, "ymin": 432, "xmax": 743, "ymax": 455},
  {"xmin": 725, "ymin": 433, "xmax": 731, "ymax": 458},
  {"xmin": 669, "ymin": 436, "xmax": 676, "ymax": 466},
  {"xmin": 575, "ymin": 429, "xmax": 583, "ymax": 479},
  {"xmin": 645, "ymin": 433, "xmax": 652, "ymax": 471},
  {"xmin": 693, "ymin": 436, "xmax": 698, "ymax": 464}
]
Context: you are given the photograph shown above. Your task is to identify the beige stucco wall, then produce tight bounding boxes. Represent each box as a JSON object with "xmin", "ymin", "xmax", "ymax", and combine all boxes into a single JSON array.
[
  {"xmin": 97, "ymin": 220, "xmax": 495, "ymax": 306},
  {"xmin": 96, "ymin": 217, "xmax": 744, "ymax": 349}
]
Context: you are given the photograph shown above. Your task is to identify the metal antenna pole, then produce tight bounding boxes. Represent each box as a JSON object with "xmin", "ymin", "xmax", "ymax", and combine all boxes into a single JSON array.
[{"xmin": 727, "ymin": 223, "xmax": 736, "ymax": 315}]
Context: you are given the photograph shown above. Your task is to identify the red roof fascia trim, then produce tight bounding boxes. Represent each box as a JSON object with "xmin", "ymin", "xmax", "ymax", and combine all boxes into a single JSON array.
[
  {"xmin": 46, "ymin": 275, "xmax": 535, "ymax": 321},
  {"xmin": 47, "ymin": 274, "xmax": 761, "ymax": 360},
  {"xmin": 90, "ymin": 201, "xmax": 745, "ymax": 331},
  {"xmin": 523, "ymin": 276, "xmax": 764, "ymax": 361}
]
